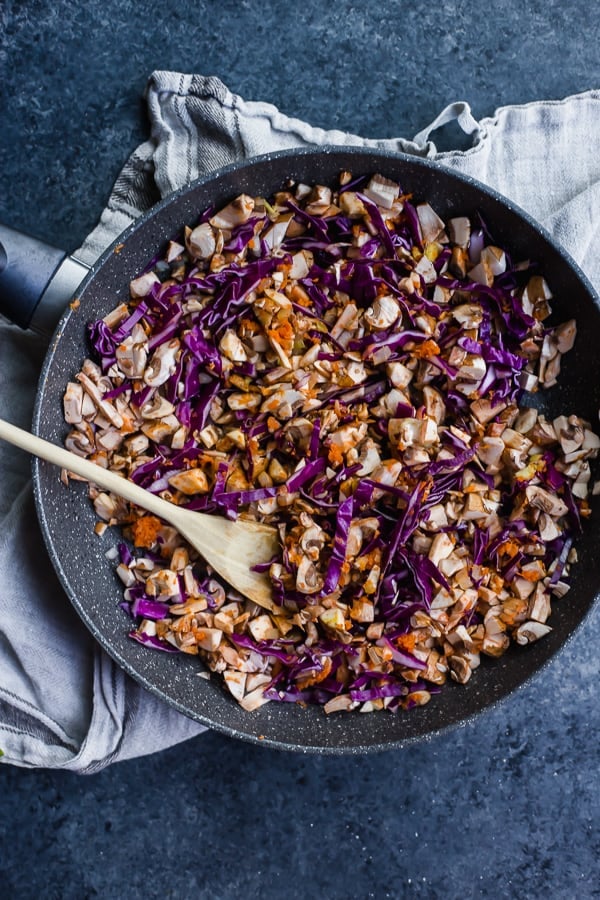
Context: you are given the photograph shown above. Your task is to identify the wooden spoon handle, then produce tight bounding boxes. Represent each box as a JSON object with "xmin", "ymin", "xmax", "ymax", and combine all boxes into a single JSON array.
[
  {"xmin": 0, "ymin": 416, "xmax": 279, "ymax": 608},
  {"xmin": 0, "ymin": 417, "xmax": 179, "ymax": 524}
]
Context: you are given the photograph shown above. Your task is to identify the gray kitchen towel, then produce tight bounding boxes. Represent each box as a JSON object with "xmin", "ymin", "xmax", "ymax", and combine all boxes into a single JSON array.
[{"xmin": 1, "ymin": 72, "xmax": 600, "ymax": 771}]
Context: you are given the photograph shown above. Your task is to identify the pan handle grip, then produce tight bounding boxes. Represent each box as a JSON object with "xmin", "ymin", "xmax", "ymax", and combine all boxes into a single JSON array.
[{"xmin": 0, "ymin": 224, "xmax": 89, "ymax": 334}]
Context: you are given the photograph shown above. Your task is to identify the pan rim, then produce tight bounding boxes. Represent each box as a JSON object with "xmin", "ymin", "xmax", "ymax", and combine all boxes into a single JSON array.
[{"xmin": 31, "ymin": 145, "xmax": 600, "ymax": 753}]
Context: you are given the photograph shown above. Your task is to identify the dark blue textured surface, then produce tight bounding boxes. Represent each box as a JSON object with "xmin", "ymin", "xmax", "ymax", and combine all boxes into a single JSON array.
[{"xmin": 1, "ymin": 0, "xmax": 599, "ymax": 897}]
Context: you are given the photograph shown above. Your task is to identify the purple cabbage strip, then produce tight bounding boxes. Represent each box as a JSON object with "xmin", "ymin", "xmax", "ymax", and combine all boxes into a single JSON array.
[
  {"xmin": 129, "ymin": 631, "xmax": 180, "ymax": 653},
  {"xmin": 322, "ymin": 496, "xmax": 354, "ymax": 593},
  {"xmin": 356, "ymin": 193, "xmax": 397, "ymax": 258},
  {"xmin": 131, "ymin": 598, "xmax": 172, "ymax": 620}
]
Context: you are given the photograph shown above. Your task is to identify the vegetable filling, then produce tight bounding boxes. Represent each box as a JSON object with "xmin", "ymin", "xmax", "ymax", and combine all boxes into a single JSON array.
[{"xmin": 62, "ymin": 171, "xmax": 598, "ymax": 714}]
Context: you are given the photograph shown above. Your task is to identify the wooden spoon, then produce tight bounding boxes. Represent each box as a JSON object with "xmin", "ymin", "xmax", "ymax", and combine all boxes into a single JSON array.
[{"xmin": 0, "ymin": 417, "xmax": 279, "ymax": 610}]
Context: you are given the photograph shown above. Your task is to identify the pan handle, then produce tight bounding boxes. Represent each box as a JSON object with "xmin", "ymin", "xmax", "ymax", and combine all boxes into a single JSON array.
[{"xmin": 0, "ymin": 224, "xmax": 90, "ymax": 335}]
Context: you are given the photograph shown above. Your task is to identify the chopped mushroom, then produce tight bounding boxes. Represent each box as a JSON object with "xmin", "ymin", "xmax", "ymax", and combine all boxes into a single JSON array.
[
  {"xmin": 363, "ymin": 174, "xmax": 399, "ymax": 209},
  {"xmin": 515, "ymin": 621, "xmax": 552, "ymax": 645},
  {"xmin": 219, "ymin": 329, "xmax": 248, "ymax": 363},
  {"xmin": 63, "ymin": 382, "xmax": 84, "ymax": 424},
  {"xmin": 416, "ymin": 203, "xmax": 445, "ymax": 243},
  {"xmin": 130, "ymin": 271, "xmax": 160, "ymax": 299},
  {"xmin": 168, "ymin": 469, "xmax": 210, "ymax": 495},
  {"xmin": 448, "ymin": 216, "xmax": 470, "ymax": 248},
  {"xmin": 140, "ymin": 395, "xmax": 175, "ymax": 419},
  {"xmin": 187, "ymin": 222, "xmax": 217, "ymax": 260},
  {"xmin": 364, "ymin": 295, "xmax": 401, "ymax": 331},
  {"xmin": 116, "ymin": 328, "xmax": 148, "ymax": 379},
  {"xmin": 525, "ymin": 485, "xmax": 568, "ymax": 518},
  {"xmin": 209, "ymin": 194, "xmax": 254, "ymax": 229},
  {"xmin": 143, "ymin": 339, "xmax": 180, "ymax": 387}
]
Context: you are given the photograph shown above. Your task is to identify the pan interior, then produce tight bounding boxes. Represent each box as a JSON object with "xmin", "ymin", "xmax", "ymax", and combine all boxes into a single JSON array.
[{"xmin": 33, "ymin": 148, "xmax": 600, "ymax": 752}]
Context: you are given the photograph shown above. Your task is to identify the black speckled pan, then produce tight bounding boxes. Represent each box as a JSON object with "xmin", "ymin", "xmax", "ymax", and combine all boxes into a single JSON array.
[{"xmin": 32, "ymin": 148, "xmax": 600, "ymax": 753}]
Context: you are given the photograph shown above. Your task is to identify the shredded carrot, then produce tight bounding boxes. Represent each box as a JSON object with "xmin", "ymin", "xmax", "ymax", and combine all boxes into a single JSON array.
[
  {"xmin": 327, "ymin": 443, "xmax": 345, "ymax": 466},
  {"xmin": 396, "ymin": 633, "xmax": 417, "ymax": 652},
  {"xmin": 497, "ymin": 539, "xmax": 520, "ymax": 559},
  {"xmin": 268, "ymin": 320, "xmax": 294, "ymax": 344},
  {"xmin": 520, "ymin": 567, "xmax": 545, "ymax": 583},
  {"xmin": 239, "ymin": 317, "xmax": 261, "ymax": 333},
  {"xmin": 131, "ymin": 515, "xmax": 162, "ymax": 548},
  {"xmin": 297, "ymin": 657, "xmax": 332, "ymax": 689},
  {"xmin": 119, "ymin": 416, "xmax": 136, "ymax": 435},
  {"xmin": 412, "ymin": 339, "xmax": 441, "ymax": 358}
]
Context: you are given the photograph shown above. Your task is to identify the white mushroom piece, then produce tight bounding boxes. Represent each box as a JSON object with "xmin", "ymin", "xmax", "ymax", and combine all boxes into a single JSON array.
[
  {"xmin": 416, "ymin": 203, "xmax": 445, "ymax": 243},
  {"xmin": 525, "ymin": 485, "xmax": 568, "ymax": 519},
  {"xmin": 262, "ymin": 213, "xmax": 293, "ymax": 250},
  {"xmin": 515, "ymin": 621, "xmax": 552, "ymax": 645},
  {"xmin": 422, "ymin": 386, "xmax": 446, "ymax": 424},
  {"xmin": 554, "ymin": 319, "xmax": 577, "ymax": 353},
  {"xmin": 386, "ymin": 361, "xmax": 413, "ymax": 389},
  {"xmin": 448, "ymin": 216, "xmax": 470, "ymax": 248},
  {"xmin": 76, "ymin": 371, "xmax": 123, "ymax": 429},
  {"xmin": 296, "ymin": 555, "xmax": 324, "ymax": 595},
  {"xmin": 299, "ymin": 519, "xmax": 327, "ymax": 562},
  {"xmin": 143, "ymin": 338, "xmax": 180, "ymax": 387},
  {"xmin": 363, "ymin": 174, "xmax": 399, "ymax": 209},
  {"xmin": 95, "ymin": 428, "xmax": 125, "ymax": 453},
  {"xmin": 103, "ymin": 303, "xmax": 129, "ymax": 329},
  {"xmin": 339, "ymin": 191, "xmax": 367, "ymax": 219},
  {"xmin": 452, "ymin": 302, "xmax": 484, "ymax": 328},
  {"xmin": 140, "ymin": 394, "xmax": 175, "ymax": 420},
  {"xmin": 389, "ymin": 416, "xmax": 438, "ymax": 449},
  {"xmin": 468, "ymin": 245, "xmax": 507, "ymax": 286},
  {"xmin": 63, "ymin": 382, "xmax": 84, "ymax": 424},
  {"xmin": 305, "ymin": 185, "xmax": 333, "ymax": 216},
  {"xmin": 129, "ymin": 271, "xmax": 160, "ymax": 299},
  {"xmin": 331, "ymin": 302, "xmax": 360, "ymax": 341},
  {"xmin": 289, "ymin": 250, "xmax": 313, "ymax": 280},
  {"xmin": 247, "ymin": 615, "xmax": 279, "ymax": 642},
  {"xmin": 65, "ymin": 427, "xmax": 93, "ymax": 457},
  {"xmin": 209, "ymin": 194, "xmax": 255, "ymax": 229},
  {"xmin": 187, "ymin": 222, "xmax": 217, "ymax": 260},
  {"xmin": 414, "ymin": 254, "xmax": 438, "ymax": 284},
  {"xmin": 219, "ymin": 329, "xmax": 248, "ymax": 363},
  {"xmin": 357, "ymin": 439, "xmax": 381, "ymax": 476},
  {"xmin": 168, "ymin": 469, "xmax": 210, "ymax": 495},
  {"xmin": 239, "ymin": 674, "xmax": 272, "ymax": 712},
  {"xmin": 115, "ymin": 323, "xmax": 148, "ymax": 379}
]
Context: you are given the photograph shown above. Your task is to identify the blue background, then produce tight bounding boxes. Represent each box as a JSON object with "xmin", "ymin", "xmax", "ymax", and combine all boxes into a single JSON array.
[{"xmin": 1, "ymin": 1, "xmax": 599, "ymax": 897}]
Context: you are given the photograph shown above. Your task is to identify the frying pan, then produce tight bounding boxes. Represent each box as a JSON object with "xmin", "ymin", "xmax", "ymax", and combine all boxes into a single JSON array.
[{"xmin": 2, "ymin": 147, "xmax": 599, "ymax": 753}]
